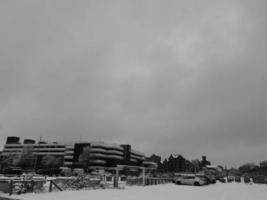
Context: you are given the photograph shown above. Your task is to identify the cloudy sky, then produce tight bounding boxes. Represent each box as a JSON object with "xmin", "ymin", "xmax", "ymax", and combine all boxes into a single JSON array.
[{"xmin": 0, "ymin": 0, "xmax": 267, "ymax": 167}]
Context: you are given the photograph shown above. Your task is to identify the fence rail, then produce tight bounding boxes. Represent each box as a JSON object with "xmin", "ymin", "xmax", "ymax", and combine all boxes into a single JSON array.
[
  {"xmin": 0, "ymin": 179, "xmax": 46, "ymax": 195},
  {"xmin": 127, "ymin": 177, "xmax": 173, "ymax": 186},
  {"xmin": 0, "ymin": 176, "xmax": 174, "ymax": 195}
]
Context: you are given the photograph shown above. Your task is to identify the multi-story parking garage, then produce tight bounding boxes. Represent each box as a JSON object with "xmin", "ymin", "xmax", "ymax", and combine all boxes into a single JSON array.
[{"xmin": 1, "ymin": 137, "xmax": 146, "ymax": 169}]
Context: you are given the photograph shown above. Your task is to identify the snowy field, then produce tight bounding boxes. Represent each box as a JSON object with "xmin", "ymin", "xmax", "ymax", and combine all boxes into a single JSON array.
[{"xmin": 3, "ymin": 182, "xmax": 267, "ymax": 200}]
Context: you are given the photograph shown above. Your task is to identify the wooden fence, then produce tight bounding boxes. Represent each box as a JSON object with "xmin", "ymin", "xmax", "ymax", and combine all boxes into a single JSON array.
[
  {"xmin": 145, "ymin": 178, "xmax": 173, "ymax": 185},
  {"xmin": 1, "ymin": 177, "xmax": 174, "ymax": 195},
  {"xmin": 0, "ymin": 179, "xmax": 46, "ymax": 195},
  {"xmin": 126, "ymin": 177, "xmax": 173, "ymax": 186}
]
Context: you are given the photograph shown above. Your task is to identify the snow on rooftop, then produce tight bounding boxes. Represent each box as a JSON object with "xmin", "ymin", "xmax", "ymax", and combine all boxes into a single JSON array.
[{"xmin": 206, "ymin": 165, "xmax": 219, "ymax": 168}]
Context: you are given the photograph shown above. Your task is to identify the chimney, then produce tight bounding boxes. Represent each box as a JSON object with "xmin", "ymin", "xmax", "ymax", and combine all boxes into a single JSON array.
[{"xmin": 202, "ymin": 156, "xmax": 206, "ymax": 162}]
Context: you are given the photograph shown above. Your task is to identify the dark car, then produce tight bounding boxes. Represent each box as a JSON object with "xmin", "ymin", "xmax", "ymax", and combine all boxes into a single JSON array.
[
  {"xmin": 204, "ymin": 173, "xmax": 216, "ymax": 184},
  {"xmin": 252, "ymin": 175, "xmax": 267, "ymax": 184},
  {"xmin": 235, "ymin": 176, "xmax": 241, "ymax": 183},
  {"xmin": 3, "ymin": 167, "xmax": 23, "ymax": 176},
  {"xmin": 218, "ymin": 177, "xmax": 226, "ymax": 183},
  {"xmin": 227, "ymin": 176, "xmax": 234, "ymax": 182},
  {"xmin": 244, "ymin": 176, "xmax": 251, "ymax": 183}
]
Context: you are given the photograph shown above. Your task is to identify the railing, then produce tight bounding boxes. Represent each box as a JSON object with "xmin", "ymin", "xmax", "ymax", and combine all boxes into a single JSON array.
[
  {"xmin": 0, "ymin": 176, "xmax": 174, "ymax": 195},
  {"xmin": 126, "ymin": 177, "xmax": 173, "ymax": 186},
  {"xmin": 0, "ymin": 179, "xmax": 46, "ymax": 195},
  {"xmin": 145, "ymin": 178, "xmax": 173, "ymax": 185}
]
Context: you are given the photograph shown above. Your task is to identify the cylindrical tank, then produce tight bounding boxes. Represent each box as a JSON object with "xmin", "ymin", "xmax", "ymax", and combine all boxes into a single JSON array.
[{"xmin": 6, "ymin": 136, "xmax": 20, "ymax": 144}]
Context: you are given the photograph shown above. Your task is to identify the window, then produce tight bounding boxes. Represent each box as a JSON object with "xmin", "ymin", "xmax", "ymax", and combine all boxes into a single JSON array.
[{"xmin": 184, "ymin": 176, "xmax": 195, "ymax": 179}]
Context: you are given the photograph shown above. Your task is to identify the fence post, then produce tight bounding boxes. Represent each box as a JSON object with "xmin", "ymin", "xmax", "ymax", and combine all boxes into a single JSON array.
[
  {"xmin": 49, "ymin": 181, "xmax": 53, "ymax": 192},
  {"xmin": 142, "ymin": 167, "xmax": 145, "ymax": 186},
  {"xmin": 31, "ymin": 180, "xmax": 35, "ymax": 193},
  {"xmin": 9, "ymin": 180, "xmax": 13, "ymax": 196},
  {"xmin": 114, "ymin": 168, "xmax": 119, "ymax": 188}
]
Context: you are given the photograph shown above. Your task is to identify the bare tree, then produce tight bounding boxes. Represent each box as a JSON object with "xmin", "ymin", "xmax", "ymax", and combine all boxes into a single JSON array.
[
  {"xmin": 191, "ymin": 159, "xmax": 201, "ymax": 172},
  {"xmin": 16, "ymin": 146, "xmax": 35, "ymax": 169},
  {"xmin": 0, "ymin": 154, "xmax": 20, "ymax": 171},
  {"xmin": 78, "ymin": 146, "xmax": 91, "ymax": 168},
  {"xmin": 238, "ymin": 163, "xmax": 258, "ymax": 173},
  {"xmin": 41, "ymin": 155, "xmax": 63, "ymax": 168}
]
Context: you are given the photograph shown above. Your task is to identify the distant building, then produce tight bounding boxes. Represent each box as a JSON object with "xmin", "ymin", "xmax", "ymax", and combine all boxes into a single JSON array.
[
  {"xmin": 204, "ymin": 165, "xmax": 224, "ymax": 178},
  {"xmin": 260, "ymin": 161, "xmax": 267, "ymax": 168},
  {"xmin": 200, "ymin": 156, "xmax": 211, "ymax": 167},
  {"xmin": 228, "ymin": 167, "xmax": 241, "ymax": 176},
  {"xmin": 145, "ymin": 154, "xmax": 161, "ymax": 171},
  {"xmin": 147, "ymin": 154, "xmax": 161, "ymax": 164},
  {"xmin": 167, "ymin": 154, "xmax": 187, "ymax": 172},
  {"xmin": 2, "ymin": 136, "xmax": 146, "ymax": 169},
  {"xmin": 185, "ymin": 160, "xmax": 194, "ymax": 172}
]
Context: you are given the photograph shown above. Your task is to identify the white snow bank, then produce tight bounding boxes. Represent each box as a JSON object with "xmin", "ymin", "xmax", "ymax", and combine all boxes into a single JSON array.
[{"xmin": 4, "ymin": 182, "xmax": 267, "ymax": 200}]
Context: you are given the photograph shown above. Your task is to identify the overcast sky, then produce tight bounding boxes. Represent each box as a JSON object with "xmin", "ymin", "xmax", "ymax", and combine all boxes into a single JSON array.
[{"xmin": 0, "ymin": 0, "xmax": 266, "ymax": 167}]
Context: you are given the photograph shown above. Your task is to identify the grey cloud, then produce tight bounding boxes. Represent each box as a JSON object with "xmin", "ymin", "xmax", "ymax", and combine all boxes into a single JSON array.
[{"xmin": 0, "ymin": 0, "xmax": 267, "ymax": 167}]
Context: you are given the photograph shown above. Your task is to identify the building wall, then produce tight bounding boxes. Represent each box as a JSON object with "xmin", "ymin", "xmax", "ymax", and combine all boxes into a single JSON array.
[
  {"xmin": 86, "ymin": 142, "xmax": 145, "ymax": 169},
  {"xmin": 161, "ymin": 154, "xmax": 190, "ymax": 173},
  {"xmin": 2, "ymin": 137, "xmax": 146, "ymax": 169},
  {"xmin": 200, "ymin": 156, "xmax": 211, "ymax": 167},
  {"xmin": 147, "ymin": 154, "xmax": 161, "ymax": 164},
  {"xmin": 260, "ymin": 161, "xmax": 267, "ymax": 168},
  {"xmin": 2, "ymin": 143, "xmax": 67, "ymax": 156}
]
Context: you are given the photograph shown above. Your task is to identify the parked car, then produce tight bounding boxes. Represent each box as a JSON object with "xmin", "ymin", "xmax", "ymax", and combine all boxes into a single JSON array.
[
  {"xmin": 252, "ymin": 175, "xmax": 267, "ymax": 184},
  {"xmin": 202, "ymin": 171, "xmax": 216, "ymax": 184},
  {"xmin": 195, "ymin": 174, "xmax": 209, "ymax": 185},
  {"xmin": 244, "ymin": 176, "xmax": 251, "ymax": 183},
  {"xmin": 227, "ymin": 176, "xmax": 234, "ymax": 182},
  {"xmin": 234, "ymin": 176, "xmax": 241, "ymax": 183},
  {"xmin": 205, "ymin": 174, "xmax": 216, "ymax": 184},
  {"xmin": 174, "ymin": 174, "xmax": 207, "ymax": 186},
  {"xmin": 218, "ymin": 177, "xmax": 226, "ymax": 183}
]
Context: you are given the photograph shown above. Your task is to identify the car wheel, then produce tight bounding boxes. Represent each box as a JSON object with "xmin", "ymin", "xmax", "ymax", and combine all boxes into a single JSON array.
[
  {"xmin": 194, "ymin": 182, "xmax": 200, "ymax": 186},
  {"xmin": 176, "ymin": 181, "xmax": 181, "ymax": 185}
]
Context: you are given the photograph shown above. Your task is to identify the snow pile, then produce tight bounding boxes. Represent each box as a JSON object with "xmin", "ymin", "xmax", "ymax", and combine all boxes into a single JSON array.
[{"xmin": 4, "ymin": 182, "xmax": 267, "ymax": 200}]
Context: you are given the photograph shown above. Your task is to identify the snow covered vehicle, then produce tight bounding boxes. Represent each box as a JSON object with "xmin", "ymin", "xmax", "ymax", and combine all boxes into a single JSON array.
[{"xmin": 174, "ymin": 174, "xmax": 207, "ymax": 186}]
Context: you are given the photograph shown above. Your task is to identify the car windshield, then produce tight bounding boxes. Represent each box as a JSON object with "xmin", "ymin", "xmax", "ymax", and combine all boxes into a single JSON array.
[{"xmin": 184, "ymin": 176, "xmax": 195, "ymax": 179}]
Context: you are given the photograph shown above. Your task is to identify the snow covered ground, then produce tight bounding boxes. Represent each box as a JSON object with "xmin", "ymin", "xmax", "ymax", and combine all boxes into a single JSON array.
[{"xmin": 3, "ymin": 182, "xmax": 267, "ymax": 200}]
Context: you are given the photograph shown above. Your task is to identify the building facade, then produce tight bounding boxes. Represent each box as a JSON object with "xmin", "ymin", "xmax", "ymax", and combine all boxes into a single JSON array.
[
  {"xmin": 1, "ymin": 137, "xmax": 146, "ymax": 169},
  {"xmin": 260, "ymin": 161, "xmax": 267, "ymax": 168},
  {"xmin": 147, "ymin": 154, "xmax": 161, "ymax": 164},
  {"xmin": 200, "ymin": 156, "xmax": 211, "ymax": 167}
]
